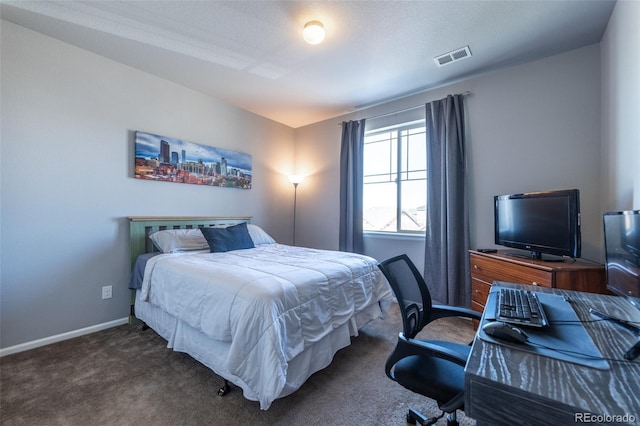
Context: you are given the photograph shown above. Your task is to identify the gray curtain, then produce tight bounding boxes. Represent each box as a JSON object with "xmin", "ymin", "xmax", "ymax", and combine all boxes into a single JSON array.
[
  {"xmin": 424, "ymin": 94, "xmax": 470, "ymax": 307},
  {"xmin": 339, "ymin": 119, "xmax": 366, "ymax": 254}
]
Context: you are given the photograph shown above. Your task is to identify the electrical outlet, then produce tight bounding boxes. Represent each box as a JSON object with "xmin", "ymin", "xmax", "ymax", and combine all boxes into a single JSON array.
[{"xmin": 101, "ymin": 285, "xmax": 112, "ymax": 300}]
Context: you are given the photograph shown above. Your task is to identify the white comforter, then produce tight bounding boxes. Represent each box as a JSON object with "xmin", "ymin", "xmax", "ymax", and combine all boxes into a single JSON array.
[{"xmin": 140, "ymin": 244, "xmax": 392, "ymax": 408}]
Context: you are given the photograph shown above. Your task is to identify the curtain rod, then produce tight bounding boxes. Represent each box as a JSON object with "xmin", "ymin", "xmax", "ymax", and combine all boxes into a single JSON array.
[{"xmin": 339, "ymin": 91, "xmax": 470, "ymax": 125}]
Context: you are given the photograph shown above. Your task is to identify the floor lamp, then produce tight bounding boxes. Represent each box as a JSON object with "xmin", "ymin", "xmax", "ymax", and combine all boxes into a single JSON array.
[{"xmin": 288, "ymin": 175, "xmax": 304, "ymax": 245}]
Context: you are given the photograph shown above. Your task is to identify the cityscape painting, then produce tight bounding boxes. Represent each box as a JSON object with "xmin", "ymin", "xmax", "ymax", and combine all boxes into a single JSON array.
[{"xmin": 134, "ymin": 131, "xmax": 252, "ymax": 189}]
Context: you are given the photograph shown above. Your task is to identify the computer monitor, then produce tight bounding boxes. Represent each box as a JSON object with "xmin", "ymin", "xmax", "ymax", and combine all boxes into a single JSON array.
[{"xmin": 603, "ymin": 210, "xmax": 640, "ymax": 310}]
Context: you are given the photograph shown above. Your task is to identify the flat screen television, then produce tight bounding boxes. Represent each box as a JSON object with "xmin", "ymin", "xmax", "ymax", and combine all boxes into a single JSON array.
[
  {"xmin": 604, "ymin": 210, "xmax": 640, "ymax": 310},
  {"xmin": 494, "ymin": 189, "xmax": 581, "ymax": 260}
]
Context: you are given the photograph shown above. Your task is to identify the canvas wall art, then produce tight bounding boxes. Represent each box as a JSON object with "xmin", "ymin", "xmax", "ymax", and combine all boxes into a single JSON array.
[{"xmin": 134, "ymin": 131, "xmax": 252, "ymax": 189}]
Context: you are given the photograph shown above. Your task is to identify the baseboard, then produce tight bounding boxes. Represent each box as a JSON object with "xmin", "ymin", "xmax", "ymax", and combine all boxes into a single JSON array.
[{"xmin": 0, "ymin": 317, "xmax": 129, "ymax": 357}]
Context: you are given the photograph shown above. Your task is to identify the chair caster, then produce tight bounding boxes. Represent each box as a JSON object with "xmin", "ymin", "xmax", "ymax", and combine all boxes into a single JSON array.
[{"xmin": 445, "ymin": 412, "xmax": 459, "ymax": 426}]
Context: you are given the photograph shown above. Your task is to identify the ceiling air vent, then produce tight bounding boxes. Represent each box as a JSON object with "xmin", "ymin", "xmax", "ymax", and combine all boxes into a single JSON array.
[{"xmin": 434, "ymin": 46, "xmax": 472, "ymax": 67}]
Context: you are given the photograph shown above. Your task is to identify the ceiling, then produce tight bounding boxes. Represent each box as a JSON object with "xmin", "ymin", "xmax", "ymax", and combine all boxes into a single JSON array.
[{"xmin": 0, "ymin": 1, "xmax": 616, "ymax": 128}]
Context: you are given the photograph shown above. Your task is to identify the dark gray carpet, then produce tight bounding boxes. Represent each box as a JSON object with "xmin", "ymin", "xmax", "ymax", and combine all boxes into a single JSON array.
[{"xmin": 1, "ymin": 304, "xmax": 477, "ymax": 425}]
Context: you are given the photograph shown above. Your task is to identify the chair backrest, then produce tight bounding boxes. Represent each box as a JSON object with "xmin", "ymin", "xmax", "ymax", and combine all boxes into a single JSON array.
[{"xmin": 378, "ymin": 254, "xmax": 433, "ymax": 339}]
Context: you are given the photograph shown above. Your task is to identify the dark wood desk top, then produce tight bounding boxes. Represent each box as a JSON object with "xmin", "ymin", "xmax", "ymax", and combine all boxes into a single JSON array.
[{"xmin": 465, "ymin": 283, "xmax": 640, "ymax": 425}]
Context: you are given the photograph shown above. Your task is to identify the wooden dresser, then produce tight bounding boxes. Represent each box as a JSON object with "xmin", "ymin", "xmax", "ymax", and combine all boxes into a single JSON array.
[{"xmin": 469, "ymin": 250, "xmax": 606, "ymax": 316}]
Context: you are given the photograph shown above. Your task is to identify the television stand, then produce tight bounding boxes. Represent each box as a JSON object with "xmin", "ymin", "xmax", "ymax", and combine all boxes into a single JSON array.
[{"xmin": 469, "ymin": 250, "xmax": 606, "ymax": 321}]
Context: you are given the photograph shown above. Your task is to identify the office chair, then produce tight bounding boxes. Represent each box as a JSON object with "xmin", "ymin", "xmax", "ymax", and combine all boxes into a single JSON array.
[{"xmin": 378, "ymin": 254, "xmax": 481, "ymax": 426}]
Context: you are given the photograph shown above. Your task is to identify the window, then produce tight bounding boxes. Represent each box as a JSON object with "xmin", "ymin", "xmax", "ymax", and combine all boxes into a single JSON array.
[{"xmin": 363, "ymin": 120, "xmax": 427, "ymax": 234}]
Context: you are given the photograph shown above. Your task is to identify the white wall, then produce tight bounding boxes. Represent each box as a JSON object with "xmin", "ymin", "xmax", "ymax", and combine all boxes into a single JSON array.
[
  {"xmin": 295, "ymin": 44, "xmax": 603, "ymax": 267},
  {"xmin": 601, "ymin": 0, "xmax": 640, "ymax": 212},
  {"xmin": 0, "ymin": 21, "xmax": 295, "ymax": 349}
]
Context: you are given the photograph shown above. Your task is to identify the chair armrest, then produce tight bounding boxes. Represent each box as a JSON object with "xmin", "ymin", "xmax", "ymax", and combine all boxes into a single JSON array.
[
  {"xmin": 430, "ymin": 305, "xmax": 482, "ymax": 322},
  {"xmin": 403, "ymin": 335, "xmax": 468, "ymax": 367}
]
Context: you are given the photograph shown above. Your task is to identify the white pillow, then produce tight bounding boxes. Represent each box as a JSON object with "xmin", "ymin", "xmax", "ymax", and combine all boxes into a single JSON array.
[
  {"xmin": 149, "ymin": 229, "xmax": 209, "ymax": 253},
  {"xmin": 149, "ymin": 224, "xmax": 275, "ymax": 252},
  {"xmin": 247, "ymin": 224, "xmax": 276, "ymax": 245}
]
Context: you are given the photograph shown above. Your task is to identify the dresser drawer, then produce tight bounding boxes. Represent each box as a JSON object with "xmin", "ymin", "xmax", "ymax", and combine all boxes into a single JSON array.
[
  {"xmin": 471, "ymin": 278, "xmax": 491, "ymax": 306},
  {"xmin": 470, "ymin": 254, "xmax": 552, "ymax": 287}
]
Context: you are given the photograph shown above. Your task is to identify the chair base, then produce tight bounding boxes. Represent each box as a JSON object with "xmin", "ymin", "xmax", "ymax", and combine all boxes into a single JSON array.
[{"xmin": 406, "ymin": 408, "xmax": 458, "ymax": 426}]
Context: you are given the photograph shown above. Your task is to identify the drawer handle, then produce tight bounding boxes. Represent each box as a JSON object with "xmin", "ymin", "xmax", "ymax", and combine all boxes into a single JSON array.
[
  {"xmin": 532, "ymin": 282, "xmax": 538, "ymax": 286},
  {"xmin": 473, "ymin": 265, "xmax": 479, "ymax": 270}
]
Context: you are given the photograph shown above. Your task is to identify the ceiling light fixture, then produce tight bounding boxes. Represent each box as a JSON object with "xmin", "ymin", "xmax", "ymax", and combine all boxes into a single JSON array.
[{"xmin": 303, "ymin": 21, "xmax": 325, "ymax": 45}]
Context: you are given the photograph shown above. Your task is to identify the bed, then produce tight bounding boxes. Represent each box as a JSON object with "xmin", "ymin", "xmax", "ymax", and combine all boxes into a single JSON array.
[{"xmin": 128, "ymin": 216, "xmax": 393, "ymax": 410}]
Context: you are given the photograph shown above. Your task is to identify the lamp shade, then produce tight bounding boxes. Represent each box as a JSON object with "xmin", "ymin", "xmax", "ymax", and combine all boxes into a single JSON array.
[
  {"xmin": 303, "ymin": 21, "xmax": 325, "ymax": 45},
  {"xmin": 288, "ymin": 174, "xmax": 305, "ymax": 185}
]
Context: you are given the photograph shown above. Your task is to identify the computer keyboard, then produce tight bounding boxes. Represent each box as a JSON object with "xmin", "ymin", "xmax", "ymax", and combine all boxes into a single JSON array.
[{"xmin": 496, "ymin": 288, "xmax": 549, "ymax": 327}]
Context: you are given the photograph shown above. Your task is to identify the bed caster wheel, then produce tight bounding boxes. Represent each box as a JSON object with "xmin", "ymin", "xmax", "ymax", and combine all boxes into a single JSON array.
[{"xmin": 218, "ymin": 380, "xmax": 230, "ymax": 396}]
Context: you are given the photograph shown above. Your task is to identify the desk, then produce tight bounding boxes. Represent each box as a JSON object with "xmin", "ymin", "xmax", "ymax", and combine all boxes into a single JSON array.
[{"xmin": 464, "ymin": 282, "xmax": 640, "ymax": 425}]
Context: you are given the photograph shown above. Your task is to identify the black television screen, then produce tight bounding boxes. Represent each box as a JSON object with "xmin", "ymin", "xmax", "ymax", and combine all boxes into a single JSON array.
[
  {"xmin": 494, "ymin": 189, "xmax": 581, "ymax": 259},
  {"xmin": 604, "ymin": 210, "xmax": 640, "ymax": 309}
]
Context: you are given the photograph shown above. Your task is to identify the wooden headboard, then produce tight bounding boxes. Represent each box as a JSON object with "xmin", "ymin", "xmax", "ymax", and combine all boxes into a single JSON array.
[{"xmin": 128, "ymin": 216, "xmax": 252, "ymax": 266}]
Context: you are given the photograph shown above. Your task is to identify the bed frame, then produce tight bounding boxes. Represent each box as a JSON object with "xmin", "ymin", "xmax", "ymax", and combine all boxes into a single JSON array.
[{"xmin": 127, "ymin": 215, "xmax": 391, "ymax": 404}]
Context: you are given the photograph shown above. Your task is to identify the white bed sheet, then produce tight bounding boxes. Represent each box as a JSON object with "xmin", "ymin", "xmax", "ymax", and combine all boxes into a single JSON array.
[{"xmin": 137, "ymin": 244, "xmax": 392, "ymax": 409}]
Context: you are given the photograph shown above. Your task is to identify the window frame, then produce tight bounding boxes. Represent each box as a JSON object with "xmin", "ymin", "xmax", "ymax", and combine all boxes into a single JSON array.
[{"xmin": 363, "ymin": 119, "xmax": 427, "ymax": 236}]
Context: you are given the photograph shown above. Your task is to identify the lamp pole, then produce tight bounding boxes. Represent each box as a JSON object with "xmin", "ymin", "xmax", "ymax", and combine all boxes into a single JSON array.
[
  {"xmin": 288, "ymin": 175, "xmax": 304, "ymax": 245},
  {"xmin": 292, "ymin": 182, "xmax": 299, "ymax": 245}
]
